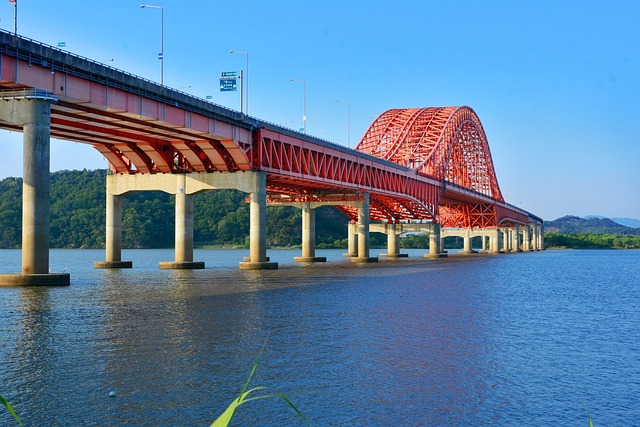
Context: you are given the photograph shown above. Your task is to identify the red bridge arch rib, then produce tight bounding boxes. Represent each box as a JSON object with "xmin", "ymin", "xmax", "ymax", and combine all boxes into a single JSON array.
[{"xmin": 356, "ymin": 106, "xmax": 521, "ymax": 228}]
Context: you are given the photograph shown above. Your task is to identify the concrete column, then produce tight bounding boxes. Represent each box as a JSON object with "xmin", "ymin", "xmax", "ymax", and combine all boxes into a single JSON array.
[
  {"xmin": 343, "ymin": 221, "xmax": 358, "ymax": 257},
  {"xmin": 239, "ymin": 171, "xmax": 277, "ymax": 269},
  {"xmin": 482, "ymin": 235, "xmax": 488, "ymax": 251},
  {"xmin": 22, "ymin": 115, "xmax": 50, "ymax": 274},
  {"xmin": 353, "ymin": 193, "xmax": 377, "ymax": 262},
  {"xmin": 387, "ymin": 226, "xmax": 399, "ymax": 256},
  {"xmin": 462, "ymin": 229, "xmax": 474, "ymax": 253},
  {"xmin": 511, "ymin": 226, "xmax": 521, "ymax": 252},
  {"xmin": 490, "ymin": 228, "xmax": 501, "ymax": 253},
  {"xmin": 295, "ymin": 204, "xmax": 326, "ymax": 262},
  {"xmin": 95, "ymin": 192, "xmax": 132, "ymax": 268},
  {"xmin": 427, "ymin": 223, "xmax": 447, "ymax": 258},
  {"xmin": 502, "ymin": 228, "xmax": 509, "ymax": 252},
  {"xmin": 379, "ymin": 223, "xmax": 407, "ymax": 258},
  {"xmin": 160, "ymin": 176, "xmax": 204, "ymax": 269},
  {"xmin": 522, "ymin": 226, "xmax": 531, "ymax": 251},
  {"xmin": 530, "ymin": 225, "xmax": 538, "ymax": 251},
  {"xmin": 539, "ymin": 225, "xmax": 545, "ymax": 250},
  {"xmin": 0, "ymin": 96, "xmax": 69, "ymax": 286}
]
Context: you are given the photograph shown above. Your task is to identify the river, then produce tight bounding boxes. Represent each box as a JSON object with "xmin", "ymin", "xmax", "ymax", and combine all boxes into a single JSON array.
[{"xmin": 1, "ymin": 248, "xmax": 639, "ymax": 426}]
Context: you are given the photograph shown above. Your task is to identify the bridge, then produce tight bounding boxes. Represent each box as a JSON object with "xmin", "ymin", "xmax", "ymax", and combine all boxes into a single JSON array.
[{"xmin": 0, "ymin": 31, "xmax": 542, "ymax": 286}]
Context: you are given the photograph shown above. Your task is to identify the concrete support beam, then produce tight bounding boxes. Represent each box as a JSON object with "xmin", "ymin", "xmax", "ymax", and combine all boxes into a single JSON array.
[
  {"xmin": 352, "ymin": 193, "xmax": 377, "ymax": 263},
  {"xmin": 0, "ymin": 94, "xmax": 69, "ymax": 286},
  {"xmin": 239, "ymin": 172, "xmax": 278, "ymax": 270},
  {"xmin": 95, "ymin": 193, "xmax": 132, "ymax": 268},
  {"xmin": 489, "ymin": 228, "xmax": 501, "ymax": 253},
  {"xmin": 295, "ymin": 204, "xmax": 326, "ymax": 263}
]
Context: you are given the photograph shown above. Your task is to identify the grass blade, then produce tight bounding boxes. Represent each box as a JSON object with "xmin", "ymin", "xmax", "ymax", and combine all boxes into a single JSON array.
[{"xmin": 0, "ymin": 395, "xmax": 23, "ymax": 426}]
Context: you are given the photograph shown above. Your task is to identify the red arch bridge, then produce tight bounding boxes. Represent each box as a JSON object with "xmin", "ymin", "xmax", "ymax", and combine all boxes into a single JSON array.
[{"xmin": 0, "ymin": 31, "xmax": 542, "ymax": 286}]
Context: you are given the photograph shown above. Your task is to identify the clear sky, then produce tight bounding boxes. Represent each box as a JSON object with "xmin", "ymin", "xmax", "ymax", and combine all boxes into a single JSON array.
[{"xmin": 1, "ymin": 0, "xmax": 638, "ymax": 221}]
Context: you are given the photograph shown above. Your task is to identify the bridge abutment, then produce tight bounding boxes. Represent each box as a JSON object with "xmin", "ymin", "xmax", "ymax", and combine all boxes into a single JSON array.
[{"xmin": 0, "ymin": 92, "xmax": 69, "ymax": 286}]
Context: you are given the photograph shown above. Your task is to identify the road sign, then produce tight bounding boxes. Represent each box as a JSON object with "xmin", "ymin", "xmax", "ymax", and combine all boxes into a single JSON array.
[
  {"xmin": 221, "ymin": 71, "xmax": 237, "ymax": 77},
  {"xmin": 158, "ymin": 52, "xmax": 163, "ymax": 59},
  {"xmin": 57, "ymin": 42, "xmax": 66, "ymax": 48},
  {"xmin": 220, "ymin": 78, "xmax": 237, "ymax": 91}
]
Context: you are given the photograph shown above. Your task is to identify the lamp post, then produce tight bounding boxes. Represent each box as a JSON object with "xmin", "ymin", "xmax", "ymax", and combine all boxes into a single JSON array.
[
  {"xmin": 336, "ymin": 99, "xmax": 351, "ymax": 148},
  {"xmin": 289, "ymin": 78, "xmax": 306, "ymax": 134},
  {"xmin": 230, "ymin": 50, "xmax": 249, "ymax": 114},
  {"xmin": 140, "ymin": 4, "xmax": 164, "ymax": 85}
]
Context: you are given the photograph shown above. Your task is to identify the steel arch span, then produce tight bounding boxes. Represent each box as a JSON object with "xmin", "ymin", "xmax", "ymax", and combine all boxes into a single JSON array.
[
  {"xmin": 356, "ymin": 106, "xmax": 510, "ymax": 227},
  {"xmin": 356, "ymin": 106, "xmax": 504, "ymax": 201}
]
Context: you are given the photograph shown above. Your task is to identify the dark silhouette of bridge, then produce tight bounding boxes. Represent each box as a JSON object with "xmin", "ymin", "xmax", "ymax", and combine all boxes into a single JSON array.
[{"xmin": 0, "ymin": 30, "xmax": 542, "ymax": 285}]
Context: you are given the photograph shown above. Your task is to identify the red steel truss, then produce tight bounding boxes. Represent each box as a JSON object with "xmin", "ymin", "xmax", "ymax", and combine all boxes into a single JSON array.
[
  {"xmin": 356, "ymin": 107, "xmax": 519, "ymax": 227},
  {"xmin": 254, "ymin": 128, "xmax": 440, "ymax": 222}
]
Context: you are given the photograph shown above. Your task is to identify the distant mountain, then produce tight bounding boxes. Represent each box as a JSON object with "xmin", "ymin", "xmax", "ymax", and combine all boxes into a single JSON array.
[
  {"xmin": 545, "ymin": 215, "xmax": 640, "ymax": 236},
  {"xmin": 612, "ymin": 217, "xmax": 640, "ymax": 228},
  {"xmin": 584, "ymin": 215, "xmax": 640, "ymax": 228}
]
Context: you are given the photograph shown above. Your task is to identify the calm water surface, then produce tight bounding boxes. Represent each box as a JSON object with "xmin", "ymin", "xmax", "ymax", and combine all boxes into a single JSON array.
[{"xmin": 1, "ymin": 249, "xmax": 639, "ymax": 426}]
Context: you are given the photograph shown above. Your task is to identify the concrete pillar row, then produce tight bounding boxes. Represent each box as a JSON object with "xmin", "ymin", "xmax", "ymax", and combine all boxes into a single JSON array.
[
  {"xmin": 295, "ymin": 204, "xmax": 326, "ymax": 263},
  {"xmin": 511, "ymin": 226, "xmax": 521, "ymax": 252},
  {"xmin": 0, "ymin": 96, "xmax": 69, "ymax": 286}
]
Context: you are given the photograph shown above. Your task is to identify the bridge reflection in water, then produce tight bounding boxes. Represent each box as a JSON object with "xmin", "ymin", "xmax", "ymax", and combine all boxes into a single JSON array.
[{"xmin": 0, "ymin": 30, "xmax": 541, "ymax": 286}]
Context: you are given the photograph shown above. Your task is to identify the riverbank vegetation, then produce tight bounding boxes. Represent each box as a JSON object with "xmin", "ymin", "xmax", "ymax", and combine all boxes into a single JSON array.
[{"xmin": 544, "ymin": 233, "xmax": 640, "ymax": 249}]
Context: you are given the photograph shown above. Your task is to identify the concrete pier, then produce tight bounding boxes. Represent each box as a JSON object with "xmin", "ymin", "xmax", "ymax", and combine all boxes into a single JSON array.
[
  {"xmin": 379, "ymin": 223, "xmax": 408, "ymax": 258},
  {"xmin": 352, "ymin": 193, "xmax": 377, "ymax": 263},
  {"xmin": 239, "ymin": 172, "xmax": 278, "ymax": 270},
  {"xmin": 343, "ymin": 221, "xmax": 359, "ymax": 257},
  {"xmin": 0, "ymin": 91, "xmax": 69, "ymax": 286},
  {"xmin": 427, "ymin": 223, "xmax": 447, "ymax": 258},
  {"xmin": 95, "ymin": 193, "xmax": 132, "ymax": 268},
  {"xmin": 294, "ymin": 204, "xmax": 326, "ymax": 263},
  {"xmin": 160, "ymin": 175, "xmax": 205, "ymax": 269}
]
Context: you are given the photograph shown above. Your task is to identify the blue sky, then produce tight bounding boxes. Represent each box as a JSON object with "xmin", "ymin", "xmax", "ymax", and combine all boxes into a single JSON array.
[{"xmin": 1, "ymin": 0, "xmax": 638, "ymax": 221}]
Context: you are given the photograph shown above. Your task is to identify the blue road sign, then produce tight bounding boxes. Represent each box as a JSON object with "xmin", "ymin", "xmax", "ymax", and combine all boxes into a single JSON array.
[{"xmin": 220, "ymin": 78, "xmax": 237, "ymax": 91}]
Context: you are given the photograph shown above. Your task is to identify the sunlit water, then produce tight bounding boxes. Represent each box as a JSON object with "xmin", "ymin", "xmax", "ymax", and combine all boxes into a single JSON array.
[{"xmin": 1, "ymin": 249, "xmax": 639, "ymax": 426}]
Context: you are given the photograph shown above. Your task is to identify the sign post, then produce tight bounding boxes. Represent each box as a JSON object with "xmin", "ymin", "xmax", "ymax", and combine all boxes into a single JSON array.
[{"xmin": 219, "ymin": 71, "xmax": 243, "ymax": 113}]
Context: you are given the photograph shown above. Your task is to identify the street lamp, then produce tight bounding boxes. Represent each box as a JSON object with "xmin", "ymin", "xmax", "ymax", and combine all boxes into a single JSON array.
[
  {"xmin": 140, "ymin": 4, "xmax": 164, "ymax": 85},
  {"xmin": 289, "ymin": 78, "xmax": 306, "ymax": 134},
  {"xmin": 229, "ymin": 50, "xmax": 249, "ymax": 114},
  {"xmin": 336, "ymin": 99, "xmax": 351, "ymax": 148}
]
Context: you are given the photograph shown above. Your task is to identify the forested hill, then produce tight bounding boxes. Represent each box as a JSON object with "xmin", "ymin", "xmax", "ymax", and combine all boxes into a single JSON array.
[
  {"xmin": 544, "ymin": 215, "xmax": 640, "ymax": 235},
  {"xmin": 0, "ymin": 169, "xmax": 350, "ymax": 249}
]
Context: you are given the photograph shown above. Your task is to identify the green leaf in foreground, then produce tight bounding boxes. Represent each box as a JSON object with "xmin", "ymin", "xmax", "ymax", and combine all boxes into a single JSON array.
[
  {"xmin": 210, "ymin": 340, "xmax": 307, "ymax": 427},
  {"xmin": 585, "ymin": 402, "xmax": 594, "ymax": 427},
  {"xmin": 0, "ymin": 394, "xmax": 23, "ymax": 426}
]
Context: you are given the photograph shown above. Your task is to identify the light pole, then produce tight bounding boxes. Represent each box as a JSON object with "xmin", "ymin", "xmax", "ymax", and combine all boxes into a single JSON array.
[
  {"xmin": 289, "ymin": 78, "xmax": 306, "ymax": 134},
  {"xmin": 336, "ymin": 99, "xmax": 351, "ymax": 148},
  {"xmin": 140, "ymin": 4, "xmax": 164, "ymax": 85},
  {"xmin": 230, "ymin": 50, "xmax": 249, "ymax": 114}
]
